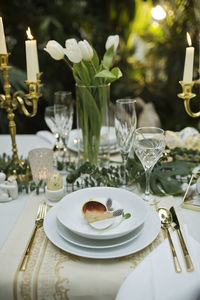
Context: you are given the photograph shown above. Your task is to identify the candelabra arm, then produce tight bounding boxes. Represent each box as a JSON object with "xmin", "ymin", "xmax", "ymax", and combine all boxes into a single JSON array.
[
  {"xmin": 178, "ymin": 81, "xmax": 200, "ymax": 118},
  {"xmin": 14, "ymin": 93, "xmax": 38, "ymax": 117},
  {"xmin": 183, "ymin": 98, "xmax": 200, "ymax": 118},
  {"xmin": 13, "ymin": 74, "xmax": 42, "ymax": 117}
]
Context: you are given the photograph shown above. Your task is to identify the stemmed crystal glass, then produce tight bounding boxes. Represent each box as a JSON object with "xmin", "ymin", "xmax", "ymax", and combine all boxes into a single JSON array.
[
  {"xmin": 54, "ymin": 104, "xmax": 73, "ymax": 159},
  {"xmin": 114, "ymin": 99, "xmax": 137, "ymax": 188},
  {"xmin": 134, "ymin": 127, "xmax": 166, "ymax": 203},
  {"xmin": 44, "ymin": 106, "xmax": 60, "ymax": 150},
  {"xmin": 54, "ymin": 91, "xmax": 73, "ymax": 160}
]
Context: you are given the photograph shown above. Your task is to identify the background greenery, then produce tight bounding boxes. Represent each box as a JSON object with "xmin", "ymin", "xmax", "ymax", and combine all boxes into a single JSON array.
[{"xmin": 0, "ymin": 0, "xmax": 200, "ymax": 133}]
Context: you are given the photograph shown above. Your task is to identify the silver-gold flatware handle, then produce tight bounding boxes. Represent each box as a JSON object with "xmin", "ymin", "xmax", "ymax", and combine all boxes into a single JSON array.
[
  {"xmin": 19, "ymin": 202, "xmax": 47, "ymax": 271},
  {"xmin": 177, "ymin": 229, "xmax": 194, "ymax": 272},
  {"xmin": 166, "ymin": 228, "xmax": 182, "ymax": 273},
  {"xmin": 19, "ymin": 226, "xmax": 38, "ymax": 271}
]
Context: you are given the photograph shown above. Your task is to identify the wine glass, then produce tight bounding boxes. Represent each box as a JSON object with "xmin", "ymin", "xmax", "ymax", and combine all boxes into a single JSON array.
[
  {"xmin": 54, "ymin": 104, "xmax": 73, "ymax": 159},
  {"xmin": 54, "ymin": 91, "xmax": 73, "ymax": 160},
  {"xmin": 114, "ymin": 99, "xmax": 137, "ymax": 188},
  {"xmin": 134, "ymin": 127, "xmax": 166, "ymax": 203},
  {"xmin": 44, "ymin": 106, "xmax": 60, "ymax": 150}
]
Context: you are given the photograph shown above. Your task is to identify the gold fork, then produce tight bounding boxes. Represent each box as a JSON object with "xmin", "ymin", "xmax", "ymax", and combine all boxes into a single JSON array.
[{"xmin": 20, "ymin": 202, "xmax": 47, "ymax": 271}]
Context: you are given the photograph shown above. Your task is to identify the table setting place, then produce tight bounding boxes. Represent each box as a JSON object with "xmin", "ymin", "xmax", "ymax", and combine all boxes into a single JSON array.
[
  {"xmin": 0, "ymin": 178, "xmax": 200, "ymax": 300},
  {"xmin": 0, "ymin": 21, "xmax": 200, "ymax": 300}
]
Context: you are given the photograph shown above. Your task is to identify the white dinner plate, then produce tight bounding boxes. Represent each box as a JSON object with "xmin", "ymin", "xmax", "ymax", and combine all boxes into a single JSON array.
[
  {"xmin": 56, "ymin": 218, "xmax": 143, "ymax": 249},
  {"xmin": 67, "ymin": 127, "xmax": 119, "ymax": 154},
  {"xmin": 56, "ymin": 187, "xmax": 147, "ymax": 240},
  {"xmin": 44, "ymin": 205, "xmax": 161, "ymax": 259}
]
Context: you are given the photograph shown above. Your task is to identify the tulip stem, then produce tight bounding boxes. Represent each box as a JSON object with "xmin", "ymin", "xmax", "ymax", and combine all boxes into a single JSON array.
[
  {"xmin": 63, "ymin": 58, "xmax": 73, "ymax": 71},
  {"xmin": 89, "ymin": 61, "xmax": 97, "ymax": 74}
]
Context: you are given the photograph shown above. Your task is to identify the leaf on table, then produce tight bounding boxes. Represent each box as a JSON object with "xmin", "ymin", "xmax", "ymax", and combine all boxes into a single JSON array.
[{"xmin": 150, "ymin": 160, "xmax": 195, "ymax": 196}]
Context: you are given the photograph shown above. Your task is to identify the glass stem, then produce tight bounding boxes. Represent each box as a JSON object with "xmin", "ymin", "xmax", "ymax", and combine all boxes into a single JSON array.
[
  {"xmin": 121, "ymin": 152, "xmax": 128, "ymax": 186},
  {"xmin": 145, "ymin": 168, "xmax": 152, "ymax": 196}
]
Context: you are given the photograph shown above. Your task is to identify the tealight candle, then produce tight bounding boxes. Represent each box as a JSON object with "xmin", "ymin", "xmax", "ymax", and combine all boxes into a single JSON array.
[
  {"xmin": 25, "ymin": 27, "xmax": 39, "ymax": 82},
  {"xmin": 0, "ymin": 17, "xmax": 7, "ymax": 54},
  {"xmin": 183, "ymin": 32, "xmax": 194, "ymax": 84}
]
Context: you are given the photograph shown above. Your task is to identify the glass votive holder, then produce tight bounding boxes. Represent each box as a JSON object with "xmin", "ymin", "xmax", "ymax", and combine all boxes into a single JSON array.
[{"xmin": 28, "ymin": 148, "xmax": 54, "ymax": 183}]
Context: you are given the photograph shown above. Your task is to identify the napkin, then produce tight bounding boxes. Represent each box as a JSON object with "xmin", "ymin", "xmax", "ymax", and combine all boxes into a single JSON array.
[
  {"xmin": 116, "ymin": 228, "xmax": 200, "ymax": 300},
  {"xmin": 36, "ymin": 130, "xmax": 56, "ymax": 146}
]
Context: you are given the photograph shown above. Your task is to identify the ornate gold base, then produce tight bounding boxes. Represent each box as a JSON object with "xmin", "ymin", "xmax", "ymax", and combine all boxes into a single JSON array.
[{"xmin": 7, "ymin": 160, "xmax": 33, "ymax": 182}]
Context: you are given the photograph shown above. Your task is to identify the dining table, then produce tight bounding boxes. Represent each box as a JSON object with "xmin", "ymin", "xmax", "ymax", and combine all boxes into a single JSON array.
[{"xmin": 0, "ymin": 133, "xmax": 200, "ymax": 300}]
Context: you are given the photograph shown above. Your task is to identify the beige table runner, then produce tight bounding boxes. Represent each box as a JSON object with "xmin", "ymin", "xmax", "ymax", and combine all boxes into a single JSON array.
[{"xmin": 0, "ymin": 193, "xmax": 164, "ymax": 300}]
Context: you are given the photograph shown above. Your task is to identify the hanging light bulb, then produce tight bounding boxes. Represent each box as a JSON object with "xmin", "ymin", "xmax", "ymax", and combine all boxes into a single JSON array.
[{"xmin": 151, "ymin": 4, "xmax": 166, "ymax": 20}]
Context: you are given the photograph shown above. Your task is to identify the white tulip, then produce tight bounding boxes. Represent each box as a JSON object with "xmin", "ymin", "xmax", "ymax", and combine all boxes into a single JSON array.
[
  {"xmin": 64, "ymin": 38, "xmax": 82, "ymax": 63},
  {"xmin": 44, "ymin": 40, "xmax": 65, "ymax": 60},
  {"xmin": 105, "ymin": 35, "xmax": 119, "ymax": 52},
  {"xmin": 78, "ymin": 40, "xmax": 93, "ymax": 61}
]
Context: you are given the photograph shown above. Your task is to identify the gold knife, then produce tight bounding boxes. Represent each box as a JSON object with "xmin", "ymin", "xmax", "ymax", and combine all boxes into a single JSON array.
[{"xmin": 170, "ymin": 206, "xmax": 194, "ymax": 272}]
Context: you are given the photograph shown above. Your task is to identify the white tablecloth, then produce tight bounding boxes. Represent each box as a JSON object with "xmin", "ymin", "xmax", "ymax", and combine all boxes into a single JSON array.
[{"xmin": 0, "ymin": 134, "xmax": 51, "ymax": 248}]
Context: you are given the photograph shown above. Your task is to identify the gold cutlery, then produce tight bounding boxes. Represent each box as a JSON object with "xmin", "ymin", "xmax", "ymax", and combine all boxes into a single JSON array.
[
  {"xmin": 170, "ymin": 206, "xmax": 194, "ymax": 272},
  {"xmin": 158, "ymin": 208, "xmax": 182, "ymax": 273},
  {"xmin": 20, "ymin": 202, "xmax": 47, "ymax": 271}
]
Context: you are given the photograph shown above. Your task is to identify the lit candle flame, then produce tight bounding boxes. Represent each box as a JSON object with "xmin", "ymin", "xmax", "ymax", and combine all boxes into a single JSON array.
[
  {"xmin": 26, "ymin": 27, "xmax": 34, "ymax": 40},
  {"xmin": 187, "ymin": 32, "xmax": 192, "ymax": 47}
]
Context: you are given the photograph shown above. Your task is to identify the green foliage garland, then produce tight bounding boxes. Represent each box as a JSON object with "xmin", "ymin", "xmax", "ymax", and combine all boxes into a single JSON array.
[
  {"xmin": 66, "ymin": 148, "xmax": 198, "ymax": 196},
  {"xmin": 0, "ymin": 146, "xmax": 199, "ymax": 196}
]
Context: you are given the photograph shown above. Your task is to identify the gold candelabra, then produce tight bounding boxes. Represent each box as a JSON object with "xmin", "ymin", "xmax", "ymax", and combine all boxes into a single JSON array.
[
  {"xmin": 0, "ymin": 53, "xmax": 42, "ymax": 165},
  {"xmin": 178, "ymin": 79, "xmax": 200, "ymax": 118}
]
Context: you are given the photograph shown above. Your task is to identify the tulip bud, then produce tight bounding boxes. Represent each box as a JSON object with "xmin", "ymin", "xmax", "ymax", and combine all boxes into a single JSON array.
[
  {"xmin": 105, "ymin": 35, "xmax": 119, "ymax": 52},
  {"xmin": 78, "ymin": 40, "xmax": 93, "ymax": 61},
  {"xmin": 64, "ymin": 38, "xmax": 82, "ymax": 63},
  {"xmin": 44, "ymin": 40, "xmax": 65, "ymax": 60}
]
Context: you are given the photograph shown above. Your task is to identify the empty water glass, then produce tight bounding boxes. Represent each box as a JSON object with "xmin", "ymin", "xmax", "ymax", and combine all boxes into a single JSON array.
[
  {"xmin": 54, "ymin": 91, "xmax": 73, "ymax": 160},
  {"xmin": 115, "ymin": 99, "xmax": 137, "ymax": 188},
  {"xmin": 134, "ymin": 127, "xmax": 166, "ymax": 203}
]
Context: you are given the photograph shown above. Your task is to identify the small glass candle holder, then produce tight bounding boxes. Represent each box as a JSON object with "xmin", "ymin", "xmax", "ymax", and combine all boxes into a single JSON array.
[{"xmin": 28, "ymin": 148, "xmax": 54, "ymax": 183}]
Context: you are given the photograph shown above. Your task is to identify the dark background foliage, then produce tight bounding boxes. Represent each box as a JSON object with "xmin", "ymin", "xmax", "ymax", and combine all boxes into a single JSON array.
[{"xmin": 0, "ymin": 0, "xmax": 200, "ymax": 133}]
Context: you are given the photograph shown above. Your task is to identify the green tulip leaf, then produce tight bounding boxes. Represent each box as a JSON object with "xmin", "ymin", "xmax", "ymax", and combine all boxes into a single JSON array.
[
  {"xmin": 95, "ymin": 69, "xmax": 116, "ymax": 79},
  {"xmin": 73, "ymin": 62, "xmax": 91, "ymax": 85},
  {"xmin": 91, "ymin": 48, "xmax": 100, "ymax": 69},
  {"xmin": 102, "ymin": 45, "xmax": 114, "ymax": 69},
  {"xmin": 110, "ymin": 67, "xmax": 122, "ymax": 79}
]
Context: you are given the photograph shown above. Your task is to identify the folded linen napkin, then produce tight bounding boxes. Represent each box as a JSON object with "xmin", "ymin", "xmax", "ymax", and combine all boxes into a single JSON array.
[
  {"xmin": 116, "ymin": 228, "xmax": 200, "ymax": 300},
  {"xmin": 36, "ymin": 130, "xmax": 56, "ymax": 146}
]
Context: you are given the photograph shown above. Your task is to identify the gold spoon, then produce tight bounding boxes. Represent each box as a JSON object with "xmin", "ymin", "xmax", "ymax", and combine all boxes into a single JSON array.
[{"xmin": 158, "ymin": 208, "xmax": 182, "ymax": 273}]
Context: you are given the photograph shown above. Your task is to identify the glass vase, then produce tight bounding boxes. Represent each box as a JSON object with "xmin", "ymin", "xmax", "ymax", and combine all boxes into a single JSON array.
[{"xmin": 76, "ymin": 84, "xmax": 110, "ymax": 167}]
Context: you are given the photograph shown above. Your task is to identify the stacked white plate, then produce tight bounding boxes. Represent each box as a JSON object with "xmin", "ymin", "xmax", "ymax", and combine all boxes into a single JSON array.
[
  {"xmin": 67, "ymin": 127, "xmax": 119, "ymax": 154},
  {"xmin": 44, "ymin": 187, "xmax": 161, "ymax": 259}
]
